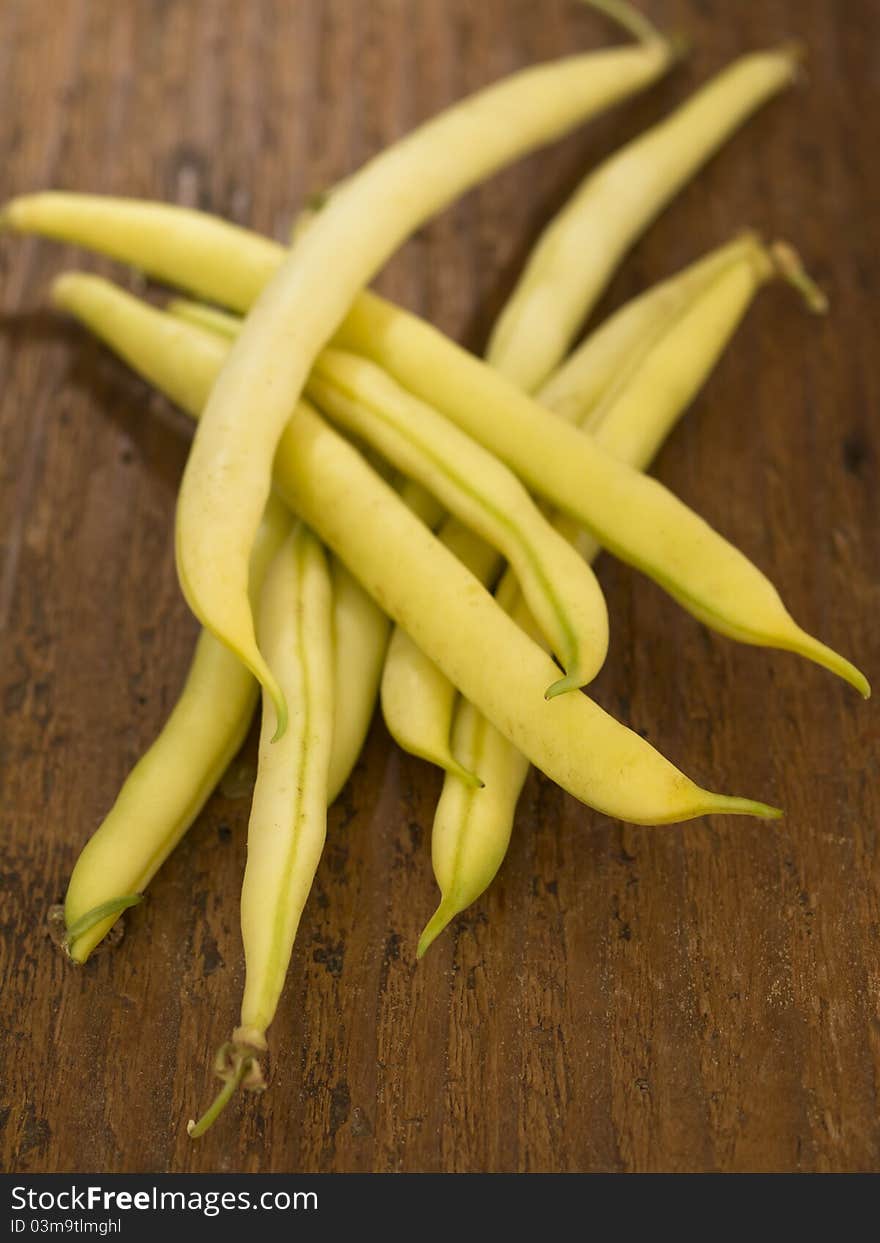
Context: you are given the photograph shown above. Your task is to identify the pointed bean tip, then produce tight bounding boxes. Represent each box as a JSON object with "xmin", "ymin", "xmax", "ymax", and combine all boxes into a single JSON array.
[
  {"xmin": 770, "ymin": 240, "xmax": 829, "ymax": 314},
  {"xmin": 576, "ymin": 0, "xmax": 664, "ymax": 47},
  {"xmin": 417, "ymin": 899, "xmax": 459, "ymax": 958},
  {"xmin": 755, "ymin": 801, "xmax": 784, "ymax": 822},
  {"xmin": 447, "ymin": 759, "xmax": 484, "ymax": 789},
  {"xmin": 709, "ymin": 794, "xmax": 783, "ymax": 821},
  {"xmin": 544, "ymin": 671, "xmax": 584, "ymax": 700},
  {"xmin": 783, "ymin": 621, "xmax": 868, "ymax": 698},
  {"xmin": 415, "ymin": 929, "xmax": 435, "ymax": 961},
  {"xmin": 268, "ymin": 687, "xmax": 289, "ymax": 743}
]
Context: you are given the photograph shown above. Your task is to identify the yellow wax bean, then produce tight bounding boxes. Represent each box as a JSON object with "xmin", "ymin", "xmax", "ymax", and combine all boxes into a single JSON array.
[
  {"xmin": 62, "ymin": 494, "xmax": 291, "ymax": 964},
  {"xmin": 189, "ymin": 524, "xmax": 335, "ymax": 1138},
  {"xmin": 338, "ymin": 290, "xmax": 868, "ymax": 696},
  {"xmin": 273, "ymin": 402, "xmax": 776, "ymax": 823},
  {"xmin": 55, "ymin": 273, "xmax": 390, "ymax": 805},
  {"xmin": 56, "ymin": 276, "xmax": 776, "ymax": 826},
  {"xmin": 418, "ymin": 237, "xmax": 830, "ymax": 954},
  {"xmin": 307, "ymin": 349, "xmax": 610, "ymax": 697},
  {"xmin": 486, "ymin": 46, "xmax": 803, "ymax": 390},
  {"xmin": 378, "ymin": 234, "xmax": 765, "ymax": 781},
  {"xmin": 237, "ymin": 525, "xmax": 334, "ymax": 1048},
  {"xmin": 166, "ymin": 295, "xmax": 485, "ymax": 782},
  {"xmin": 168, "ymin": 297, "xmax": 509, "ymax": 794},
  {"xmin": 164, "ymin": 292, "xmax": 394, "ymax": 798},
  {"xmin": 420, "ymin": 574, "xmax": 534, "ymax": 957},
  {"xmin": 51, "ymin": 277, "xmax": 380, "ymax": 962},
  {"xmin": 27, "ymin": 205, "xmax": 864, "ymax": 691},
  {"xmin": 162, "ymin": 36, "xmax": 677, "ymax": 733}
]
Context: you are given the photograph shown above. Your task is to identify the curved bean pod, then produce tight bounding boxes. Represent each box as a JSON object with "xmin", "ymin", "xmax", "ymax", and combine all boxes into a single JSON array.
[
  {"xmin": 486, "ymin": 46, "xmax": 803, "ymax": 390},
  {"xmin": 237, "ymin": 524, "xmax": 334, "ymax": 1048},
  {"xmin": 418, "ymin": 237, "xmax": 828, "ymax": 954},
  {"xmin": 51, "ymin": 279, "xmax": 377, "ymax": 960},
  {"xmin": 162, "ymin": 293, "xmax": 394, "ymax": 799},
  {"xmin": 165, "ymin": 296, "xmax": 547, "ymax": 780},
  {"xmin": 56, "ymin": 278, "xmax": 777, "ymax": 825},
  {"xmin": 421, "ymin": 574, "xmax": 534, "ymax": 957},
  {"xmin": 189, "ymin": 524, "xmax": 334, "ymax": 1137},
  {"xmin": 385, "ymin": 58, "xmax": 792, "ymax": 762},
  {"xmin": 338, "ymin": 290, "xmax": 868, "ymax": 696},
  {"xmin": 378, "ymin": 233, "xmax": 765, "ymax": 779},
  {"xmin": 168, "ymin": 36, "xmax": 677, "ymax": 734},
  {"xmin": 62, "ymin": 495, "xmax": 291, "ymax": 964},
  {"xmin": 54, "ymin": 274, "xmax": 389, "ymax": 807},
  {"xmin": 273, "ymin": 403, "xmax": 777, "ymax": 823},
  {"xmin": 308, "ymin": 349, "xmax": 610, "ymax": 697},
  {"xmin": 170, "ymin": 290, "xmax": 624, "ymax": 771},
  {"xmin": 16, "ymin": 201, "xmax": 864, "ymax": 691}
]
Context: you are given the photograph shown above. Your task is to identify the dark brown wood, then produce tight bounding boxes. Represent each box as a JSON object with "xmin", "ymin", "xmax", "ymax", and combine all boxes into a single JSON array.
[{"xmin": 1, "ymin": 0, "xmax": 877, "ymax": 1174}]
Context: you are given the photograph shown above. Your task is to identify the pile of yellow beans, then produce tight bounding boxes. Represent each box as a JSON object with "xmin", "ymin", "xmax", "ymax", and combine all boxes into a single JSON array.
[{"xmin": 3, "ymin": 1, "xmax": 867, "ymax": 1138}]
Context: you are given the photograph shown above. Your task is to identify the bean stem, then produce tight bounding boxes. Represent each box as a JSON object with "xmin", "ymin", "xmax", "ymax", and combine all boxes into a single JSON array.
[{"xmin": 187, "ymin": 1045, "xmax": 264, "ymax": 1139}]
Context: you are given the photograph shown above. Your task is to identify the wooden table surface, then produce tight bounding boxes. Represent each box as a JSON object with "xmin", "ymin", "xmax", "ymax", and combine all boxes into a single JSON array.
[{"xmin": 1, "ymin": 0, "xmax": 877, "ymax": 1175}]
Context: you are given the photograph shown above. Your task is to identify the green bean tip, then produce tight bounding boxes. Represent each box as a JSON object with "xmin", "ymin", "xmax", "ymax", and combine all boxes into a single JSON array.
[
  {"xmin": 447, "ymin": 759, "xmax": 485, "ymax": 790},
  {"xmin": 770, "ymin": 241, "xmax": 829, "ymax": 314},
  {"xmin": 793, "ymin": 628, "xmax": 870, "ymax": 698},
  {"xmin": 416, "ymin": 898, "xmax": 460, "ymax": 959},
  {"xmin": 577, "ymin": 0, "xmax": 663, "ymax": 49},
  {"xmin": 544, "ymin": 671, "xmax": 586, "ymax": 701},
  {"xmin": 713, "ymin": 796, "xmax": 783, "ymax": 821},
  {"xmin": 268, "ymin": 692, "xmax": 289, "ymax": 744}
]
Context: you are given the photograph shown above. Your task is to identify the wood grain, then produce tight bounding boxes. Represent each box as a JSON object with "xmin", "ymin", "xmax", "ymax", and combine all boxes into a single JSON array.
[{"xmin": 1, "ymin": 0, "xmax": 877, "ymax": 1174}]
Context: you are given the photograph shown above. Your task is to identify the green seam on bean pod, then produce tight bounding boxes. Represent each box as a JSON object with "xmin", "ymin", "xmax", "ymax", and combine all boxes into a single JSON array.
[
  {"xmin": 307, "ymin": 350, "xmax": 611, "ymax": 699},
  {"xmin": 49, "ymin": 282, "xmax": 382, "ymax": 962},
  {"xmin": 51, "ymin": 274, "xmax": 779, "ymax": 830},
  {"xmin": 165, "ymin": 26, "xmax": 677, "ymax": 738},
  {"xmin": 378, "ymin": 233, "xmax": 768, "ymax": 783},
  {"xmin": 338, "ymin": 289, "xmax": 868, "ymax": 698},
  {"xmin": 20, "ymin": 193, "xmax": 856, "ymax": 699},
  {"xmin": 189, "ymin": 523, "xmax": 335, "ymax": 1138},
  {"xmin": 417, "ymin": 234, "xmax": 831, "ymax": 955}
]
